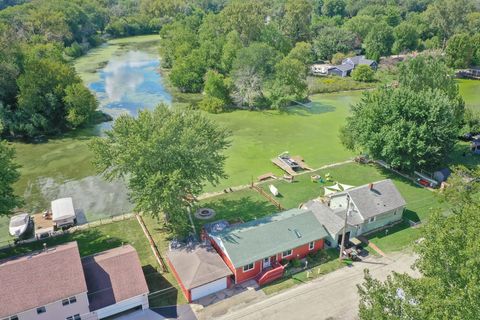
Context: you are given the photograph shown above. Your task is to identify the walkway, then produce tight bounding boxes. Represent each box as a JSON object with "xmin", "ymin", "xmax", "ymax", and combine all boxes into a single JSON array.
[{"xmin": 198, "ymin": 252, "xmax": 418, "ymax": 320}]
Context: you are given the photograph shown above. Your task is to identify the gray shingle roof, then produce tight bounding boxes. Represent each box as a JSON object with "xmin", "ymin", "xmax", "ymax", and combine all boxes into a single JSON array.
[
  {"xmin": 333, "ymin": 64, "xmax": 354, "ymax": 72},
  {"xmin": 343, "ymin": 55, "xmax": 376, "ymax": 66},
  {"xmin": 346, "ymin": 179, "xmax": 406, "ymax": 220},
  {"xmin": 167, "ymin": 243, "xmax": 232, "ymax": 289},
  {"xmin": 303, "ymin": 200, "xmax": 344, "ymax": 236},
  {"xmin": 211, "ymin": 209, "xmax": 329, "ymax": 268}
]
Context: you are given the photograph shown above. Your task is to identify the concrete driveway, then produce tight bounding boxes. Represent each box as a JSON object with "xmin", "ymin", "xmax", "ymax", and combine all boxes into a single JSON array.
[{"xmin": 198, "ymin": 252, "xmax": 419, "ymax": 320}]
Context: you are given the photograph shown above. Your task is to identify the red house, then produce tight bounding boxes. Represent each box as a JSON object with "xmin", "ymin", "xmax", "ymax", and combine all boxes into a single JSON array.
[{"xmin": 207, "ymin": 208, "xmax": 329, "ymax": 285}]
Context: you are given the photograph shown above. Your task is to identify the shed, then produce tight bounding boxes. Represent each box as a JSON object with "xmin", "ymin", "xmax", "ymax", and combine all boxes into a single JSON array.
[
  {"xmin": 433, "ymin": 168, "xmax": 451, "ymax": 183},
  {"xmin": 328, "ymin": 64, "xmax": 353, "ymax": 77},
  {"xmin": 51, "ymin": 197, "xmax": 76, "ymax": 228},
  {"xmin": 167, "ymin": 243, "xmax": 232, "ymax": 302}
]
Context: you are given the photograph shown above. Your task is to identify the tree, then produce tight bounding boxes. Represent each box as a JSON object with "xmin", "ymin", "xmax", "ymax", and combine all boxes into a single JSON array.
[
  {"xmin": 364, "ymin": 23, "xmax": 394, "ymax": 61},
  {"xmin": 231, "ymin": 43, "xmax": 281, "ymax": 78},
  {"xmin": 351, "ymin": 65, "xmax": 375, "ymax": 82},
  {"xmin": 287, "ymin": 42, "xmax": 314, "ymax": 67},
  {"xmin": 259, "ymin": 21, "xmax": 293, "ymax": 56},
  {"xmin": 90, "ymin": 104, "xmax": 231, "ymax": 234},
  {"xmin": 342, "ymin": 87, "xmax": 459, "ymax": 171},
  {"xmin": 398, "ymin": 55, "xmax": 465, "ymax": 125},
  {"xmin": 313, "ymin": 27, "xmax": 356, "ymax": 61},
  {"xmin": 358, "ymin": 168, "xmax": 480, "ymax": 319},
  {"xmin": 221, "ymin": 30, "xmax": 242, "ymax": 73},
  {"xmin": 268, "ymin": 57, "xmax": 308, "ymax": 109},
  {"xmin": 322, "ymin": 0, "xmax": 346, "ymax": 17},
  {"xmin": 231, "ymin": 67, "xmax": 263, "ymax": 109},
  {"xmin": 392, "ymin": 21, "xmax": 419, "ymax": 54},
  {"xmin": 63, "ymin": 83, "xmax": 98, "ymax": 128},
  {"xmin": 0, "ymin": 140, "xmax": 22, "ymax": 215},
  {"xmin": 169, "ymin": 50, "xmax": 207, "ymax": 93},
  {"xmin": 221, "ymin": 0, "xmax": 266, "ymax": 45},
  {"xmin": 204, "ymin": 70, "xmax": 230, "ymax": 103},
  {"xmin": 199, "ymin": 96, "xmax": 225, "ymax": 114},
  {"xmin": 283, "ymin": 0, "xmax": 312, "ymax": 43},
  {"xmin": 426, "ymin": 0, "xmax": 475, "ymax": 46},
  {"xmin": 446, "ymin": 33, "xmax": 474, "ymax": 68},
  {"xmin": 343, "ymin": 15, "xmax": 378, "ymax": 41}
]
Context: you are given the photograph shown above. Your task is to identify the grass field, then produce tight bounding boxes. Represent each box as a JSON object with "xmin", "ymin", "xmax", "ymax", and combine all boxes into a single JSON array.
[{"xmin": 0, "ymin": 218, "xmax": 185, "ymax": 307}]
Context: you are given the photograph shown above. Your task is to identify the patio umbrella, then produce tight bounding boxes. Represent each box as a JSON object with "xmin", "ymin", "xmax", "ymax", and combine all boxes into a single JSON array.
[
  {"xmin": 329, "ymin": 183, "xmax": 342, "ymax": 191},
  {"xmin": 324, "ymin": 187, "xmax": 337, "ymax": 196},
  {"xmin": 339, "ymin": 183, "xmax": 354, "ymax": 190}
]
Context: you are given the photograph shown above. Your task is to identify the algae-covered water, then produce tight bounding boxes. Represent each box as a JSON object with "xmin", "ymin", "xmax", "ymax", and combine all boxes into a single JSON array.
[{"xmin": 3, "ymin": 34, "xmax": 480, "ymax": 243}]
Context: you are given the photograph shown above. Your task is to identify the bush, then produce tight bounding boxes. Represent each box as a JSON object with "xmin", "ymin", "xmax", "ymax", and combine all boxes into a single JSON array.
[
  {"xmin": 198, "ymin": 96, "xmax": 226, "ymax": 114},
  {"xmin": 351, "ymin": 65, "xmax": 375, "ymax": 82},
  {"xmin": 292, "ymin": 258, "xmax": 301, "ymax": 268}
]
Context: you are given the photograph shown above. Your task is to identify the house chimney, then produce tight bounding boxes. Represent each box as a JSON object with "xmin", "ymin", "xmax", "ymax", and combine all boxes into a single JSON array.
[{"xmin": 369, "ymin": 183, "xmax": 374, "ymax": 190}]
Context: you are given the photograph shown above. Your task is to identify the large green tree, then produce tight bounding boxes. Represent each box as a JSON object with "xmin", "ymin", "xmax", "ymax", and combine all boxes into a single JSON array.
[
  {"xmin": 313, "ymin": 27, "xmax": 356, "ymax": 61},
  {"xmin": 282, "ymin": 0, "xmax": 312, "ymax": 43},
  {"xmin": 90, "ymin": 104, "xmax": 231, "ymax": 234},
  {"xmin": 446, "ymin": 33, "xmax": 474, "ymax": 68},
  {"xmin": 0, "ymin": 140, "xmax": 22, "ymax": 215},
  {"xmin": 342, "ymin": 87, "xmax": 459, "ymax": 171},
  {"xmin": 358, "ymin": 167, "xmax": 480, "ymax": 319},
  {"xmin": 364, "ymin": 23, "xmax": 394, "ymax": 61}
]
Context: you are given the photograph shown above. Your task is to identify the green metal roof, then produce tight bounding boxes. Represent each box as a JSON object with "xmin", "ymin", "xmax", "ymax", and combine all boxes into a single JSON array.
[{"xmin": 212, "ymin": 209, "xmax": 329, "ymax": 268}]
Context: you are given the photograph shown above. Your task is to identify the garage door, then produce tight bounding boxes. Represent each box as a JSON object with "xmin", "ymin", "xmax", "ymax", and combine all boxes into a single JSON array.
[{"xmin": 190, "ymin": 277, "xmax": 227, "ymax": 300}]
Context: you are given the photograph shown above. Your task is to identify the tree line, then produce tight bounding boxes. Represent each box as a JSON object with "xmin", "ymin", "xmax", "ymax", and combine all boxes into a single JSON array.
[{"xmin": 159, "ymin": 0, "xmax": 480, "ymax": 112}]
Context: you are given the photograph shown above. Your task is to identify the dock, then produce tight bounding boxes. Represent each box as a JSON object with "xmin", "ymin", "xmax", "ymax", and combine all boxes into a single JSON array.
[{"xmin": 271, "ymin": 155, "xmax": 312, "ymax": 176}]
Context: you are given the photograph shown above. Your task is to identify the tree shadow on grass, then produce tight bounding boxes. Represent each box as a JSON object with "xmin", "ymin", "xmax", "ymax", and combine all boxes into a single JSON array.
[
  {"xmin": 280, "ymin": 101, "xmax": 336, "ymax": 116},
  {"xmin": 143, "ymin": 264, "xmax": 181, "ymax": 307}
]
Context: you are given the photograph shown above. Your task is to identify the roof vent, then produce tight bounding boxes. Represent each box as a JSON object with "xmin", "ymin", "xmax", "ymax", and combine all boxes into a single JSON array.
[{"xmin": 294, "ymin": 229, "xmax": 302, "ymax": 238}]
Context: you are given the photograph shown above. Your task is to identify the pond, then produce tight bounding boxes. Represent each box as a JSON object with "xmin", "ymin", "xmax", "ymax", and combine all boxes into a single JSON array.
[{"xmin": 2, "ymin": 36, "xmax": 171, "ymax": 242}]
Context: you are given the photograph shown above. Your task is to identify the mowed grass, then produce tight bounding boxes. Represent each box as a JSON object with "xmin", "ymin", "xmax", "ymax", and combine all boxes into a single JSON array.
[
  {"xmin": 0, "ymin": 218, "xmax": 185, "ymax": 307},
  {"xmin": 192, "ymin": 188, "xmax": 279, "ymax": 231}
]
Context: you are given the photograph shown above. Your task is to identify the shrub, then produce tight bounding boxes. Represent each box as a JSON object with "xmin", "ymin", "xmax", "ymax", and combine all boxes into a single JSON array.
[
  {"xmin": 351, "ymin": 65, "xmax": 375, "ymax": 82},
  {"xmin": 292, "ymin": 258, "xmax": 301, "ymax": 268},
  {"xmin": 198, "ymin": 96, "xmax": 226, "ymax": 114}
]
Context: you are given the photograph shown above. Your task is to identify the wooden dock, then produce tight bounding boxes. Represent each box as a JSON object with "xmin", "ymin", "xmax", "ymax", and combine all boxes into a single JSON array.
[{"xmin": 271, "ymin": 155, "xmax": 313, "ymax": 175}]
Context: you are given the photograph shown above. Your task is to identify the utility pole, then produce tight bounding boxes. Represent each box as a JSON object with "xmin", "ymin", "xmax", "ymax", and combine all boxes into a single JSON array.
[{"xmin": 339, "ymin": 194, "xmax": 350, "ymax": 261}]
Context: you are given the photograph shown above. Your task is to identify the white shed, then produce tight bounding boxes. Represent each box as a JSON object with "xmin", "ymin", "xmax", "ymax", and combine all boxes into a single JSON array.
[{"xmin": 51, "ymin": 197, "xmax": 76, "ymax": 228}]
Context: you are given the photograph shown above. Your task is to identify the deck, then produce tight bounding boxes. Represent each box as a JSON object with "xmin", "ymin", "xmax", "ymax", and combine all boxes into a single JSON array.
[{"xmin": 271, "ymin": 155, "xmax": 312, "ymax": 176}]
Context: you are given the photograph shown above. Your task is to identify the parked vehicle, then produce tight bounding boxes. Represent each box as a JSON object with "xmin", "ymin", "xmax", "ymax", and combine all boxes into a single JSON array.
[{"xmin": 9, "ymin": 213, "xmax": 32, "ymax": 238}]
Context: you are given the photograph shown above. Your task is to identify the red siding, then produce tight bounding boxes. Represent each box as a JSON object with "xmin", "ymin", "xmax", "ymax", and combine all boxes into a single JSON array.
[
  {"xmin": 210, "ymin": 235, "xmax": 326, "ymax": 285},
  {"xmin": 167, "ymin": 258, "xmax": 192, "ymax": 302}
]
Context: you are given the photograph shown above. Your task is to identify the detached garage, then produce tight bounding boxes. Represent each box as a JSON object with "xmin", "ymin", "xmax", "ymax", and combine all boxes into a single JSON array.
[{"xmin": 167, "ymin": 243, "xmax": 232, "ymax": 302}]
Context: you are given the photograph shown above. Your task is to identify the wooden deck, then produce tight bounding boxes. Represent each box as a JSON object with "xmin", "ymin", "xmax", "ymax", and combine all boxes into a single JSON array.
[
  {"xmin": 271, "ymin": 155, "xmax": 313, "ymax": 175},
  {"xmin": 32, "ymin": 213, "xmax": 53, "ymax": 236}
]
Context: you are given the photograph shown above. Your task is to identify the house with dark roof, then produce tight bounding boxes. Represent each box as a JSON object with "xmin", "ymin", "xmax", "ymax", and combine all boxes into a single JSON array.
[
  {"xmin": 327, "ymin": 64, "xmax": 354, "ymax": 77},
  {"xmin": 0, "ymin": 242, "xmax": 150, "ymax": 320},
  {"xmin": 207, "ymin": 209, "xmax": 329, "ymax": 285},
  {"xmin": 342, "ymin": 56, "xmax": 378, "ymax": 70},
  {"xmin": 167, "ymin": 243, "xmax": 232, "ymax": 302},
  {"xmin": 304, "ymin": 179, "xmax": 406, "ymax": 246}
]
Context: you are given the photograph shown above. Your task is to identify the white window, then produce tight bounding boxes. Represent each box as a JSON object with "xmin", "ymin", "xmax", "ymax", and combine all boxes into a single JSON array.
[
  {"xmin": 282, "ymin": 249, "xmax": 293, "ymax": 258},
  {"xmin": 37, "ymin": 307, "xmax": 46, "ymax": 314},
  {"xmin": 66, "ymin": 315, "xmax": 81, "ymax": 320},
  {"xmin": 243, "ymin": 263, "xmax": 254, "ymax": 272},
  {"xmin": 368, "ymin": 217, "xmax": 376, "ymax": 223},
  {"xmin": 309, "ymin": 241, "xmax": 315, "ymax": 250},
  {"xmin": 62, "ymin": 296, "xmax": 77, "ymax": 306}
]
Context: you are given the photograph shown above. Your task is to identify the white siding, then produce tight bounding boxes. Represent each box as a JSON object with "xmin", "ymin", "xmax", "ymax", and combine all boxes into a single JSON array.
[
  {"xmin": 94, "ymin": 294, "xmax": 149, "ymax": 320},
  {"xmin": 190, "ymin": 278, "xmax": 227, "ymax": 301}
]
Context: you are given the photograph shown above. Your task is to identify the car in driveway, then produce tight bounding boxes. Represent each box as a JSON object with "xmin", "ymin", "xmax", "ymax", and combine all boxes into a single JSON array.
[{"xmin": 9, "ymin": 213, "xmax": 32, "ymax": 238}]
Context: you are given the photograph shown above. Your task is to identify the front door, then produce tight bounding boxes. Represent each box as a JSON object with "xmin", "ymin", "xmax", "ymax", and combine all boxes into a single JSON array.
[
  {"xmin": 338, "ymin": 231, "xmax": 351, "ymax": 246},
  {"xmin": 263, "ymin": 257, "xmax": 271, "ymax": 269}
]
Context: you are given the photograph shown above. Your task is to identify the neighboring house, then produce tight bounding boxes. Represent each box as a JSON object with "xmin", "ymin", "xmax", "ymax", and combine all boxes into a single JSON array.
[
  {"xmin": 82, "ymin": 245, "xmax": 150, "ymax": 319},
  {"xmin": 207, "ymin": 209, "xmax": 329, "ymax": 286},
  {"xmin": 327, "ymin": 64, "xmax": 354, "ymax": 77},
  {"xmin": 167, "ymin": 243, "xmax": 232, "ymax": 302},
  {"xmin": 342, "ymin": 56, "xmax": 378, "ymax": 70},
  {"xmin": 304, "ymin": 179, "xmax": 406, "ymax": 246},
  {"xmin": 0, "ymin": 242, "xmax": 149, "ymax": 320}
]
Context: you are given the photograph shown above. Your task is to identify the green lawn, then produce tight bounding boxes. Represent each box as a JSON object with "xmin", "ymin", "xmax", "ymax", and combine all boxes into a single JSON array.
[
  {"xmin": 262, "ymin": 248, "xmax": 344, "ymax": 295},
  {"xmin": 192, "ymin": 188, "xmax": 279, "ymax": 232},
  {"xmin": 0, "ymin": 218, "xmax": 184, "ymax": 307}
]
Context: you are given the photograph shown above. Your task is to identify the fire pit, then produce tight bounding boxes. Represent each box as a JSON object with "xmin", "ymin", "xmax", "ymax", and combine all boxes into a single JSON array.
[{"xmin": 194, "ymin": 208, "xmax": 216, "ymax": 220}]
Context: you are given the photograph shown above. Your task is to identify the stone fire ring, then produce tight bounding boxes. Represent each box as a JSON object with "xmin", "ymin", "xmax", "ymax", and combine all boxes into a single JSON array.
[{"xmin": 194, "ymin": 208, "xmax": 216, "ymax": 220}]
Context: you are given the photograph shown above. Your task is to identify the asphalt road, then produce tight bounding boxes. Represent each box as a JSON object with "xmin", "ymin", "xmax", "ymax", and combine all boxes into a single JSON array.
[{"xmin": 214, "ymin": 252, "xmax": 419, "ymax": 320}]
